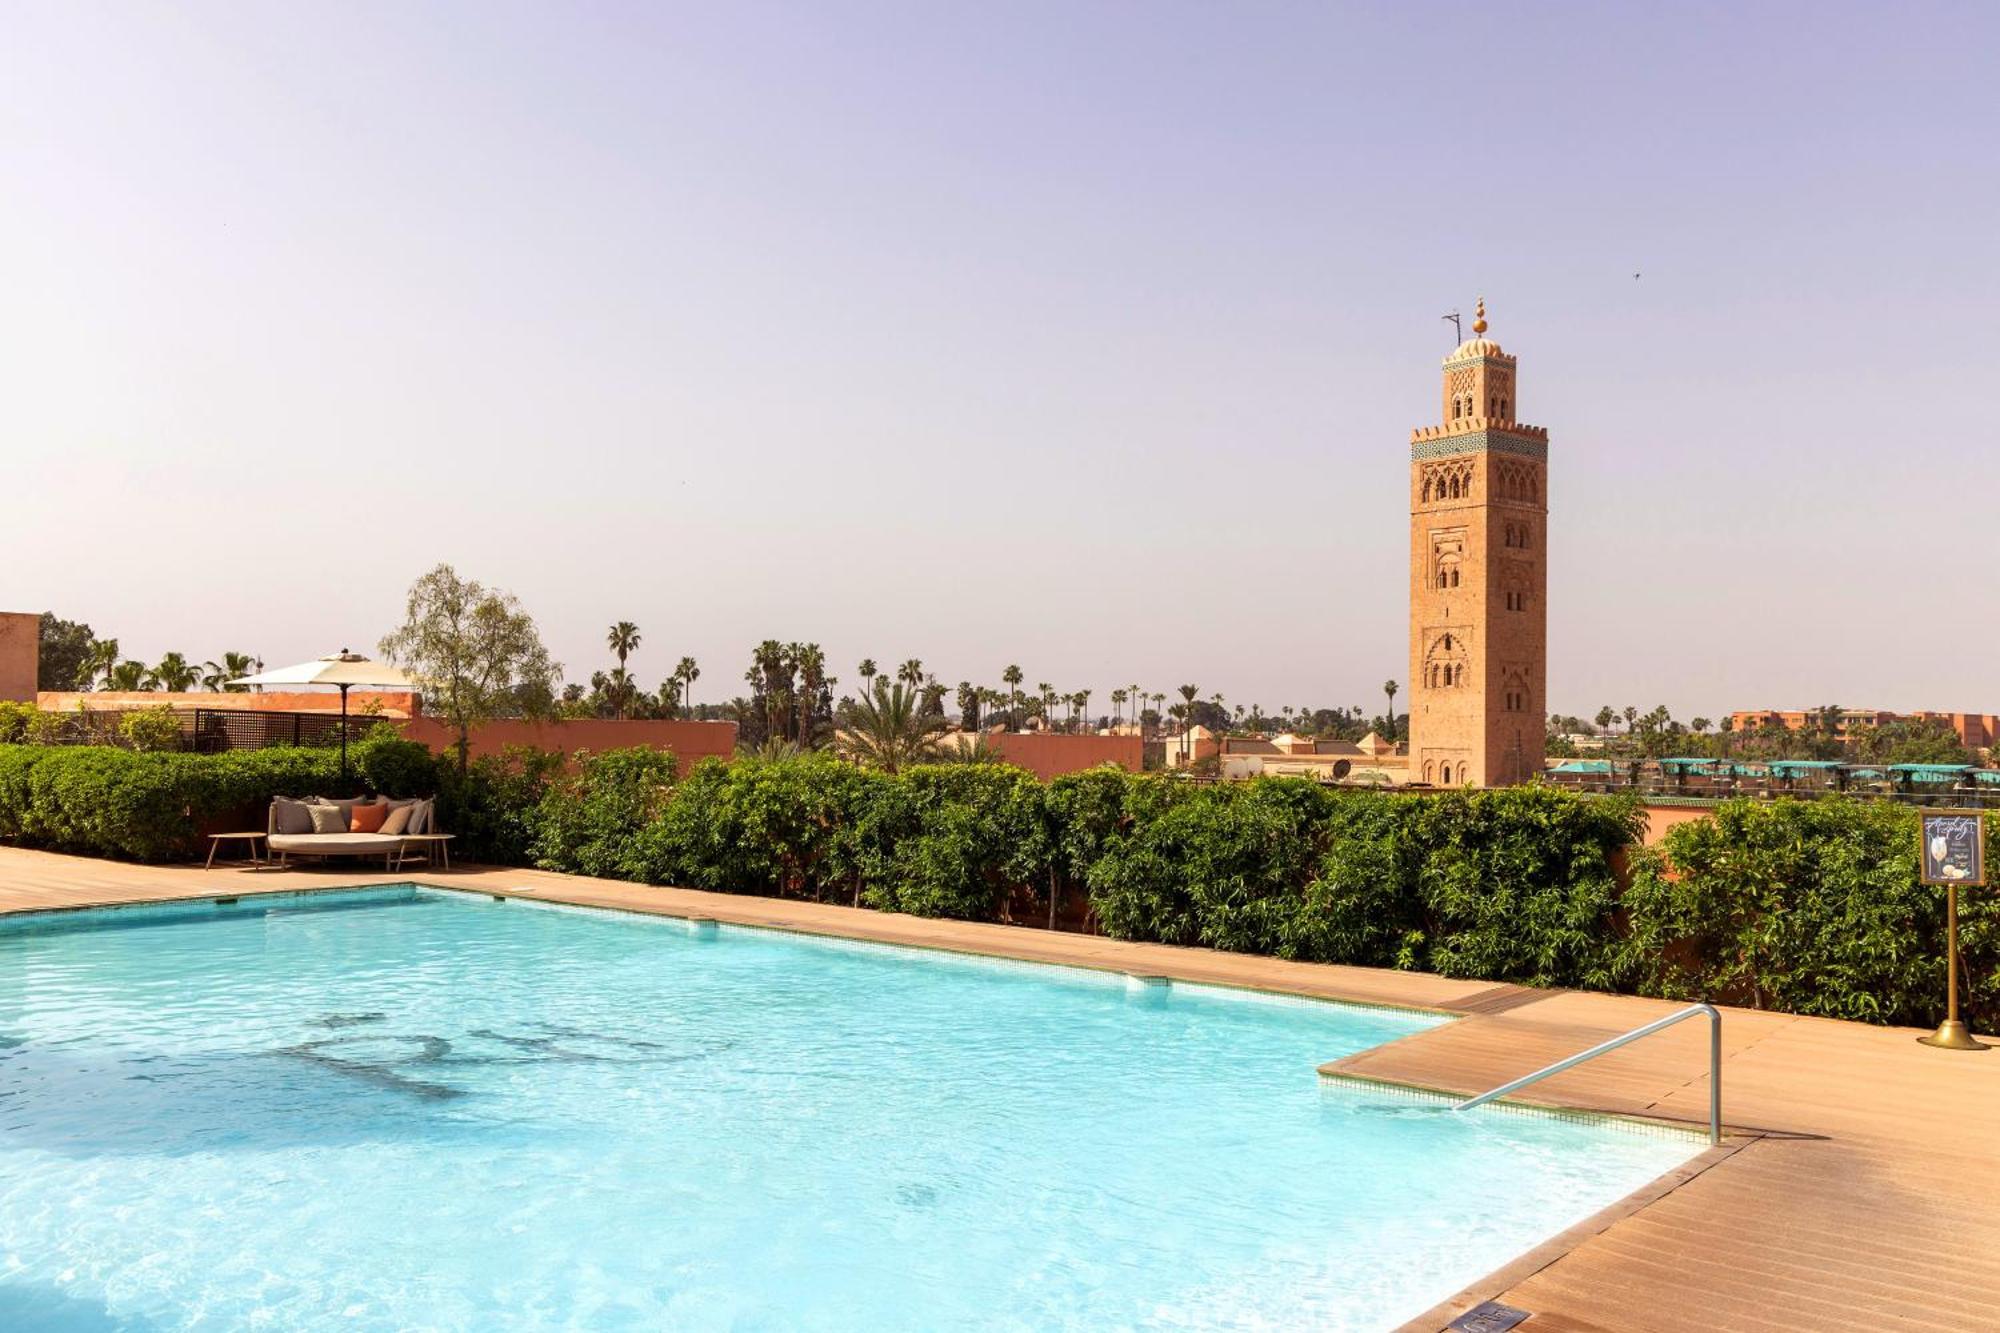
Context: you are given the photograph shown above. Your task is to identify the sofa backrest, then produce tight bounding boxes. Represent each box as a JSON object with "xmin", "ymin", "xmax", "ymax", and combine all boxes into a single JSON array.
[{"xmin": 268, "ymin": 796, "xmax": 435, "ymax": 835}]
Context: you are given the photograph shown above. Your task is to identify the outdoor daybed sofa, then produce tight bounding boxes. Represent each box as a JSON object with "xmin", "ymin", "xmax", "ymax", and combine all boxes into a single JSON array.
[{"xmin": 266, "ymin": 796, "xmax": 439, "ymax": 869}]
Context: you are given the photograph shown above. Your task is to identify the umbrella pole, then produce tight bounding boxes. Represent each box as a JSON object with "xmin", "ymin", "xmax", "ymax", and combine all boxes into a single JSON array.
[{"xmin": 340, "ymin": 684, "xmax": 351, "ymax": 789}]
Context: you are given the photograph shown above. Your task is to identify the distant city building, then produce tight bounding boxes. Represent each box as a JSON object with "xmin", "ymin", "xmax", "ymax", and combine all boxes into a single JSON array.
[
  {"xmin": 1407, "ymin": 299, "xmax": 1547, "ymax": 787},
  {"xmin": 1730, "ymin": 709, "xmax": 1998, "ymax": 751}
]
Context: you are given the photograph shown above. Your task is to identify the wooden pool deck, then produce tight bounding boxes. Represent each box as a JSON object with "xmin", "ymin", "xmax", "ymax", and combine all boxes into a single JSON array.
[{"xmin": 2, "ymin": 845, "xmax": 1994, "ymax": 1332}]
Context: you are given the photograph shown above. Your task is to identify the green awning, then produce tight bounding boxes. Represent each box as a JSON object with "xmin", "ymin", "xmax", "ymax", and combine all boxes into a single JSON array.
[
  {"xmin": 1769, "ymin": 760, "xmax": 1842, "ymax": 771},
  {"xmin": 1549, "ymin": 760, "xmax": 1612, "ymax": 774},
  {"xmin": 1889, "ymin": 764, "xmax": 1971, "ymax": 779}
]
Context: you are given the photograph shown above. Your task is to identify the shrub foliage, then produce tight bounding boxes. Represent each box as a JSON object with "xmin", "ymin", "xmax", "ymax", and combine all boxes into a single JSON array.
[{"xmin": 0, "ymin": 743, "xmax": 1987, "ymax": 1027}]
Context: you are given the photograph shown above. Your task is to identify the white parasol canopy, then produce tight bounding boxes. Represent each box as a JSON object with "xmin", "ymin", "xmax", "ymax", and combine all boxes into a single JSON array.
[
  {"xmin": 229, "ymin": 650, "xmax": 416, "ymax": 780},
  {"xmin": 229, "ymin": 650, "xmax": 414, "ymax": 691}
]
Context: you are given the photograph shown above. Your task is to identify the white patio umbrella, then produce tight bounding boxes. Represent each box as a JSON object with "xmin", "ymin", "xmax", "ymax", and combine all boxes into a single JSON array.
[{"xmin": 229, "ymin": 650, "xmax": 415, "ymax": 781}]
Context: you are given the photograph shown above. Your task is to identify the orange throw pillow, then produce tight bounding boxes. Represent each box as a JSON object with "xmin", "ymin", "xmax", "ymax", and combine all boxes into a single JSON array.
[{"xmin": 349, "ymin": 802, "xmax": 389, "ymax": 833}]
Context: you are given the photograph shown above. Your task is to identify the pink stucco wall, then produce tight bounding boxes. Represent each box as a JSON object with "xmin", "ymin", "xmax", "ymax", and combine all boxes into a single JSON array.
[
  {"xmin": 0, "ymin": 613, "xmax": 38, "ymax": 703},
  {"xmin": 401, "ymin": 717, "xmax": 739, "ymax": 766},
  {"xmin": 988, "ymin": 733, "xmax": 1144, "ymax": 782},
  {"xmin": 38, "ymin": 690, "xmax": 418, "ymax": 717},
  {"xmin": 1638, "ymin": 802, "xmax": 1714, "ymax": 846}
]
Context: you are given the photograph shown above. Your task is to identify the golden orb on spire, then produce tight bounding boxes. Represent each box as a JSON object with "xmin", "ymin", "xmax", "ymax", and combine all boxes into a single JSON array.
[{"xmin": 1471, "ymin": 296, "xmax": 1487, "ymax": 336}]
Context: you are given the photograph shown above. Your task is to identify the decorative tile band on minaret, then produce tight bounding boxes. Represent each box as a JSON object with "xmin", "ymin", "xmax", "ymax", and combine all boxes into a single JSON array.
[{"xmin": 1407, "ymin": 299, "xmax": 1549, "ymax": 788}]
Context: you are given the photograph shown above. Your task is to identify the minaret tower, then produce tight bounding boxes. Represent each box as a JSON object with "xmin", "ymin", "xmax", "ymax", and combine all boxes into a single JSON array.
[{"xmin": 1407, "ymin": 299, "xmax": 1548, "ymax": 786}]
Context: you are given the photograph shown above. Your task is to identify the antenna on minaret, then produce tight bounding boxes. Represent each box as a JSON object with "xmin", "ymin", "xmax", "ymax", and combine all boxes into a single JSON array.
[{"xmin": 1442, "ymin": 310, "xmax": 1462, "ymax": 343}]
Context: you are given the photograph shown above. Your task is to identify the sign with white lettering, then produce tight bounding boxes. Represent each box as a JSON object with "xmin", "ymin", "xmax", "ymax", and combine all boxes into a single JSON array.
[{"xmin": 1919, "ymin": 811, "xmax": 1986, "ymax": 887}]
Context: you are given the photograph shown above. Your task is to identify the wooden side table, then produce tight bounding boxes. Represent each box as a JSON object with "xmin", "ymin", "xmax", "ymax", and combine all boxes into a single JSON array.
[
  {"xmin": 205, "ymin": 831, "xmax": 268, "ymax": 870},
  {"xmin": 394, "ymin": 834, "xmax": 455, "ymax": 872}
]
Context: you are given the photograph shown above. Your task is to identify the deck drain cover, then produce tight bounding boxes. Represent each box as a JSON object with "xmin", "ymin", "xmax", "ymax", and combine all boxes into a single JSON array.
[{"xmin": 1448, "ymin": 1302, "xmax": 1531, "ymax": 1332}]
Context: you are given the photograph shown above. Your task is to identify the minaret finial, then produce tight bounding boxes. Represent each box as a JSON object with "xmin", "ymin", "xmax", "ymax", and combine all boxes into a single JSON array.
[{"xmin": 1471, "ymin": 296, "xmax": 1487, "ymax": 336}]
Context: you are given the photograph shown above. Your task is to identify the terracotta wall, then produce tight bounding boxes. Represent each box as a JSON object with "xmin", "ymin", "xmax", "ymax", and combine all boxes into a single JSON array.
[
  {"xmin": 401, "ymin": 717, "xmax": 739, "ymax": 765},
  {"xmin": 38, "ymin": 690, "xmax": 418, "ymax": 717},
  {"xmin": 988, "ymin": 732, "xmax": 1143, "ymax": 782},
  {"xmin": 0, "ymin": 612, "xmax": 37, "ymax": 703},
  {"xmin": 1638, "ymin": 802, "xmax": 1713, "ymax": 846}
]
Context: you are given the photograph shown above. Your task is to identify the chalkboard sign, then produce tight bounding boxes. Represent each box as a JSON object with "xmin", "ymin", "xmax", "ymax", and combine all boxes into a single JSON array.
[{"xmin": 1919, "ymin": 811, "xmax": 1986, "ymax": 887}]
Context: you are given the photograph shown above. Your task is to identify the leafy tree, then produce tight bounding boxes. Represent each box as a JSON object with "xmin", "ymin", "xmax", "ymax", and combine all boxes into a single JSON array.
[
  {"xmin": 36, "ymin": 614, "xmax": 97, "ymax": 691},
  {"xmin": 837, "ymin": 679, "xmax": 947, "ymax": 772},
  {"xmin": 379, "ymin": 563, "xmax": 561, "ymax": 772},
  {"xmin": 118, "ymin": 706, "xmax": 183, "ymax": 753},
  {"xmin": 956, "ymin": 681, "xmax": 981, "ymax": 730}
]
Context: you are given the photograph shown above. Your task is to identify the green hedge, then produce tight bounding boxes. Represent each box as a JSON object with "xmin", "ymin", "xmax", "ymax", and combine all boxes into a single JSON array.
[
  {"xmin": 1622, "ymin": 797, "xmax": 1996, "ymax": 1027},
  {"xmin": 0, "ymin": 730, "xmax": 439, "ymax": 861},
  {"xmin": 1, "ymin": 742, "xmax": 1988, "ymax": 1028}
]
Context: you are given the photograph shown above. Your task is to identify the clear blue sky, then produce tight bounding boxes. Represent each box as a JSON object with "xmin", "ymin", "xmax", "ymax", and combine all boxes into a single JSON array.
[{"xmin": 4, "ymin": 2, "xmax": 1994, "ymax": 719}]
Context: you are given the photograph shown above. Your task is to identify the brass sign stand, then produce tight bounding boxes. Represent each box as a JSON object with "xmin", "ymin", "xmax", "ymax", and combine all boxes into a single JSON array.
[{"xmin": 1917, "ymin": 810, "xmax": 1988, "ymax": 1051}]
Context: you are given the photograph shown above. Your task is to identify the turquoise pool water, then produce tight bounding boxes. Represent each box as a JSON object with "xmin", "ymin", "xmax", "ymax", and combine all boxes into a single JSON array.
[{"xmin": 0, "ymin": 887, "xmax": 1700, "ymax": 1331}]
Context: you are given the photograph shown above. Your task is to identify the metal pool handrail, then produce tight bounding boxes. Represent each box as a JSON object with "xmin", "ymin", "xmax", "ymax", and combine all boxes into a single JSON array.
[{"xmin": 1454, "ymin": 1003, "xmax": 1722, "ymax": 1144}]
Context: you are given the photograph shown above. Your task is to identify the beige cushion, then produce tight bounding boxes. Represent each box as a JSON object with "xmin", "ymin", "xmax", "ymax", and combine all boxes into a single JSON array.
[
  {"xmin": 271, "ymin": 798, "xmax": 314, "ymax": 835},
  {"xmin": 307, "ymin": 804, "xmax": 349, "ymax": 834},
  {"xmin": 379, "ymin": 805, "xmax": 412, "ymax": 836},
  {"xmin": 268, "ymin": 832, "xmax": 408, "ymax": 853}
]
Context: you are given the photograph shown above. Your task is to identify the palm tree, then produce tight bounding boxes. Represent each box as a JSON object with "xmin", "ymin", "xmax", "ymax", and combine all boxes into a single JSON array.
[
  {"xmin": 1002, "ymin": 664, "xmax": 1024, "ymax": 731},
  {"xmin": 83, "ymin": 638, "xmax": 120, "ymax": 691},
  {"xmin": 837, "ymin": 679, "xmax": 948, "ymax": 772},
  {"xmin": 147, "ymin": 652, "xmax": 200, "ymax": 693},
  {"xmin": 1177, "ymin": 683, "xmax": 1199, "ymax": 759},
  {"xmin": 608, "ymin": 622, "xmax": 641, "ymax": 668},
  {"xmin": 1623, "ymin": 705, "xmax": 1639, "ymax": 734},
  {"xmin": 1383, "ymin": 679, "xmax": 1399, "ymax": 732},
  {"xmin": 675, "ymin": 656, "xmax": 699, "ymax": 717},
  {"xmin": 858, "ymin": 659, "xmax": 878, "ymax": 691},
  {"xmin": 108, "ymin": 660, "xmax": 149, "ymax": 691},
  {"xmin": 1036, "ymin": 683, "xmax": 1054, "ymax": 732},
  {"xmin": 740, "ymin": 735, "xmax": 805, "ymax": 762},
  {"xmin": 201, "ymin": 652, "xmax": 257, "ymax": 692},
  {"xmin": 896, "ymin": 658, "xmax": 924, "ymax": 690},
  {"xmin": 1076, "ymin": 688, "xmax": 1092, "ymax": 732},
  {"xmin": 796, "ymin": 643, "xmax": 830, "ymax": 746},
  {"xmin": 1595, "ymin": 706, "xmax": 1615, "ymax": 733},
  {"xmin": 955, "ymin": 681, "xmax": 979, "ymax": 730},
  {"xmin": 1110, "ymin": 688, "xmax": 1128, "ymax": 732},
  {"xmin": 938, "ymin": 733, "xmax": 1008, "ymax": 765},
  {"xmin": 602, "ymin": 666, "xmax": 639, "ymax": 719}
]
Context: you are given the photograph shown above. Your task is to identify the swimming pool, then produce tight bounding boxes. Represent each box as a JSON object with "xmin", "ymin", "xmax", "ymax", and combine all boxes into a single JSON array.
[{"xmin": 0, "ymin": 887, "xmax": 1701, "ymax": 1330}]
